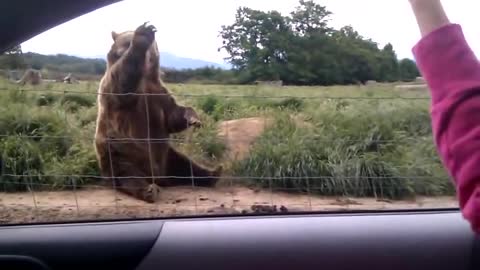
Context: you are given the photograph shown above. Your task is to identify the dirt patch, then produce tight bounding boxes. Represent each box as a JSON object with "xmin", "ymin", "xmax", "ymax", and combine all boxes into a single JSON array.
[
  {"xmin": 0, "ymin": 187, "xmax": 458, "ymax": 224},
  {"xmin": 218, "ymin": 117, "xmax": 273, "ymax": 160},
  {"xmin": 217, "ymin": 116, "xmax": 311, "ymax": 160}
]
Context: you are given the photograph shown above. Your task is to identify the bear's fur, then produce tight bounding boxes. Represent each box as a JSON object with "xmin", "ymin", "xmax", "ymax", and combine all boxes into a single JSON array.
[{"xmin": 94, "ymin": 23, "xmax": 222, "ymax": 203}]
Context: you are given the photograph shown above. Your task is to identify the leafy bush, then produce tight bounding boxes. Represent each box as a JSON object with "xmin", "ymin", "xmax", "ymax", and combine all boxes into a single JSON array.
[
  {"xmin": 0, "ymin": 85, "xmax": 94, "ymax": 192},
  {"xmin": 274, "ymin": 97, "xmax": 304, "ymax": 111},
  {"xmin": 170, "ymin": 112, "xmax": 227, "ymax": 162},
  {"xmin": 1, "ymin": 136, "xmax": 45, "ymax": 192},
  {"xmin": 78, "ymin": 107, "xmax": 98, "ymax": 127},
  {"xmin": 198, "ymin": 96, "xmax": 240, "ymax": 121},
  {"xmin": 60, "ymin": 93, "xmax": 95, "ymax": 112},
  {"xmin": 198, "ymin": 95, "xmax": 219, "ymax": 115},
  {"xmin": 36, "ymin": 93, "xmax": 58, "ymax": 106}
]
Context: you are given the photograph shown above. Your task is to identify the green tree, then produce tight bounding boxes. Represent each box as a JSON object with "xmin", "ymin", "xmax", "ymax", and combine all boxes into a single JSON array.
[
  {"xmin": 219, "ymin": 0, "xmax": 413, "ymax": 86},
  {"xmin": 219, "ymin": 7, "xmax": 292, "ymax": 81},
  {"xmin": 377, "ymin": 43, "xmax": 399, "ymax": 82},
  {"xmin": 0, "ymin": 45, "xmax": 26, "ymax": 69},
  {"xmin": 330, "ymin": 26, "xmax": 382, "ymax": 84},
  {"xmin": 398, "ymin": 58, "xmax": 420, "ymax": 81},
  {"xmin": 290, "ymin": 0, "xmax": 333, "ymax": 36}
]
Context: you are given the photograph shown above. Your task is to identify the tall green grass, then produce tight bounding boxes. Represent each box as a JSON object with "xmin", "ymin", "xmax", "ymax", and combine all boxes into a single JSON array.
[
  {"xmin": 232, "ymin": 98, "xmax": 453, "ymax": 199},
  {"xmin": 0, "ymin": 78, "xmax": 452, "ymax": 199},
  {"xmin": 0, "ymin": 86, "xmax": 97, "ymax": 191}
]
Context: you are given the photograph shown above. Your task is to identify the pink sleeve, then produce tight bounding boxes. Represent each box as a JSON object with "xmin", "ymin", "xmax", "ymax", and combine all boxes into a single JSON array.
[{"xmin": 412, "ymin": 23, "xmax": 480, "ymax": 233}]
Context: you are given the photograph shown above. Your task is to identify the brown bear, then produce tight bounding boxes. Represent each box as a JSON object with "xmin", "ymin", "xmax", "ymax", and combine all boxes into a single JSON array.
[{"xmin": 94, "ymin": 22, "xmax": 222, "ymax": 203}]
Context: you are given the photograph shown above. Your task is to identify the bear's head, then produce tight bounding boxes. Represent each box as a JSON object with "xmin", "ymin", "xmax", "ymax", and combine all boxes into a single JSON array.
[{"xmin": 107, "ymin": 29, "xmax": 160, "ymax": 77}]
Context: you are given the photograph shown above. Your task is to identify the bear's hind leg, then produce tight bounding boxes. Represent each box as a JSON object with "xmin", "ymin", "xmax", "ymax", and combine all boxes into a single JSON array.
[{"xmin": 164, "ymin": 146, "xmax": 222, "ymax": 187}]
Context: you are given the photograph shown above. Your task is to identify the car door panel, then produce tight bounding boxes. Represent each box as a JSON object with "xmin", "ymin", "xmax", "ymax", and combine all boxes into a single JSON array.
[
  {"xmin": 0, "ymin": 210, "xmax": 477, "ymax": 270},
  {"xmin": 138, "ymin": 210, "xmax": 474, "ymax": 270},
  {"xmin": 0, "ymin": 221, "xmax": 162, "ymax": 270}
]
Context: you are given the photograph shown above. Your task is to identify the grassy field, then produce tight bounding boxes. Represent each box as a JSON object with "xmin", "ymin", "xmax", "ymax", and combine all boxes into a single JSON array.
[{"xmin": 0, "ymin": 78, "xmax": 453, "ymax": 201}]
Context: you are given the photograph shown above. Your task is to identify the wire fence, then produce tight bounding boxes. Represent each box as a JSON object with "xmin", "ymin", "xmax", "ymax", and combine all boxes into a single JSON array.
[{"xmin": 0, "ymin": 82, "xmax": 458, "ymax": 224}]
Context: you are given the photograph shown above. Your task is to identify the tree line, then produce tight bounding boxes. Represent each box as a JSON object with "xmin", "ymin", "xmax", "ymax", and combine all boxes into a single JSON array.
[
  {"xmin": 219, "ymin": 0, "xmax": 420, "ymax": 85},
  {"xmin": 0, "ymin": 48, "xmax": 107, "ymax": 76}
]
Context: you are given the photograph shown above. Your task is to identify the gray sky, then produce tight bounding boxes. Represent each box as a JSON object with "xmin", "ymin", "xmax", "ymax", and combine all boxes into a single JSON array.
[{"xmin": 21, "ymin": 0, "xmax": 480, "ymax": 64}]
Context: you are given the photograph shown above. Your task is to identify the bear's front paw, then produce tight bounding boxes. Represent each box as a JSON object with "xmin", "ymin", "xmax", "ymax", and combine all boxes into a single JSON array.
[
  {"xmin": 184, "ymin": 107, "xmax": 202, "ymax": 128},
  {"xmin": 133, "ymin": 22, "xmax": 157, "ymax": 51}
]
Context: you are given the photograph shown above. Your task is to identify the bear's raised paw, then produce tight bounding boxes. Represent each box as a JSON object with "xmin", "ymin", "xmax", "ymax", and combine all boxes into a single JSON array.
[{"xmin": 133, "ymin": 22, "xmax": 157, "ymax": 51}]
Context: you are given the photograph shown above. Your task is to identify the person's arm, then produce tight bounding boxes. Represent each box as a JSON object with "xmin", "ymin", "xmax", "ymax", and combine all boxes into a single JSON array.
[
  {"xmin": 409, "ymin": 0, "xmax": 450, "ymax": 37},
  {"xmin": 410, "ymin": 0, "xmax": 480, "ymax": 233}
]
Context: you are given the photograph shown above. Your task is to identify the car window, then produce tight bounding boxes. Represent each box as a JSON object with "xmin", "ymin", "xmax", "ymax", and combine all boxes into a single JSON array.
[{"xmin": 0, "ymin": 0, "xmax": 462, "ymax": 225}]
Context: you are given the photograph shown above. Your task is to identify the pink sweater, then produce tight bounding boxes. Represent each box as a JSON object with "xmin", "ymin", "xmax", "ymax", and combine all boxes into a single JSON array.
[{"xmin": 412, "ymin": 23, "xmax": 480, "ymax": 233}]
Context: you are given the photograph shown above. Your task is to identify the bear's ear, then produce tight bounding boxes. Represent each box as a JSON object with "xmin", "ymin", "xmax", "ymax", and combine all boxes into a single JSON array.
[{"xmin": 111, "ymin": 31, "xmax": 118, "ymax": 41}]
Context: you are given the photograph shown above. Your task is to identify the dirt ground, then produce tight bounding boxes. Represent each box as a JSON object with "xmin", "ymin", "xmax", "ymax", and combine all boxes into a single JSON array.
[
  {"xmin": 218, "ymin": 117, "xmax": 273, "ymax": 160},
  {"xmin": 217, "ymin": 116, "xmax": 309, "ymax": 160},
  {"xmin": 0, "ymin": 117, "xmax": 458, "ymax": 224},
  {"xmin": 0, "ymin": 186, "xmax": 458, "ymax": 224}
]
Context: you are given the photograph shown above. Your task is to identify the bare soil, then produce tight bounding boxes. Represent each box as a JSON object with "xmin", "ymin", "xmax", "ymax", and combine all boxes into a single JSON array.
[
  {"xmin": 0, "ymin": 186, "xmax": 457, "ymax": 224},
  {"xmin": 217, "ymin": 116, "xmax": 310, "ymax": 160},
  {"xmin": 218, "ymin": 117, "xmax": 273, "ymax": 160}
]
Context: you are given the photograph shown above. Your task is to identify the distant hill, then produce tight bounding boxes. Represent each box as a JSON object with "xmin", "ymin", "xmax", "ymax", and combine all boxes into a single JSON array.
[
  {"xmin": 22, "ymin": 52, "xmax": 106, "ymax": 76},
  {"xmin": 159, "ymin": 52, "xmax": 229, "ymax": 70},
  {"xmin": 91, "ymin": 52, "xmax": 229, "ymax": 70},
  {"xmin": 14, "ymin": 51, "xmax": 230, "ymax": 79}
]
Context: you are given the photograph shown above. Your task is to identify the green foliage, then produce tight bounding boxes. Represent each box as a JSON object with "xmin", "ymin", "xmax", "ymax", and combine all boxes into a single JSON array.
[
  {"xmin": 199, "ymin": 95, "xmax": 220, "ymax": 115},
  {"xmin": 290, "ymin": 0, "xmax": 333, "ymax": 36},
  {"xmin": 78, "ymin": 107, "xmax": 98, "ymax": 127},
  {"xmin": 195, "ymin": 127, "xmax": 227, "ymax": 160},
  {"xmin": 219, "ymin": 0, "xmax": 420, "ymax": 85},
  {"xmin": 36, "ymin": 93, "xmax": 59, "ymax": 106},
  {"xmin": 0, "ymin": 45, "xmax": 26, "ymax": 70},
  {"xmin": 274, "ymin": 98, "xmax": 304, "ymax": 111},
  {"xmin": 399, "ymin": 59, "xmax": 421, "ymax": 81},
  {"xmin": 0, "ymin": 51, "xmax": 106, "ymax": 81},
  {"xmin": 197, "ymin": 95, "xmax": 240, "ymax": 121},
  {"xmin": 43, "ymin": 143, "xmax": 100, "ymax": 189},
  {"xmin": 21, "ymin": 52, "xmax": 106, "ymax": 75},
  {"xmin": 1, "ymin": 136, "xmax": 44, "ymax": 192},
  {"xmin": 60, "ymin": 93, "xmax": 96, "ymax": 112},
  {"xmin": 0, "ymin": 82, "xmax": 97, "ymax": 192}
]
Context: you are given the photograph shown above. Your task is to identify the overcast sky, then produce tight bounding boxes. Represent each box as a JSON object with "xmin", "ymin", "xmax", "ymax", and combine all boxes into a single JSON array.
[{"xmin": 21, "ymin": 0, "xmax": 480, "ymax": 64}]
